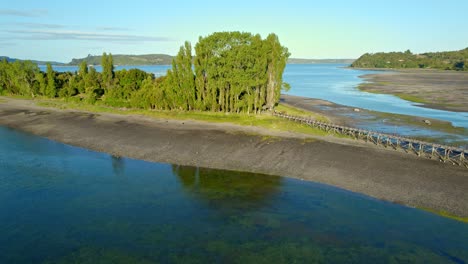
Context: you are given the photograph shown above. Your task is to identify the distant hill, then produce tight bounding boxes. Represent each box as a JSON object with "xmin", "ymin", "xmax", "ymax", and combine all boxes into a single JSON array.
[
  {"xmin": 3, "ymin": 54, "xmax": 356, "ymax": 67},
  {"xmin": 0, "ymin": 56, "xmax": 16, "ymax": 62},
  {"xmin": 69, "ymin": 54, "xmax": 354, "ymax": 66},
  {"xmin": 351, "ymin": 48, "xmax": 468, "ymax": 71},
  {"xmin": 0, "ymin": 56, "xmax": 65, "ymax": 65},
  {"xmin": 288, "ymin": 58, "xmax": 355, "ymax": 64},
  {"xmin": 68, "ymin": 54, "xmax": 173, "ymax": 65}
]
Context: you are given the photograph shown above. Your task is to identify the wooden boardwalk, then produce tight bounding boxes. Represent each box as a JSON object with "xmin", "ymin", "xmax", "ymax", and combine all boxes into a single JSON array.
[{"xmin": 273, "ymin": 111, "xmax": 468, "ymax": 168}]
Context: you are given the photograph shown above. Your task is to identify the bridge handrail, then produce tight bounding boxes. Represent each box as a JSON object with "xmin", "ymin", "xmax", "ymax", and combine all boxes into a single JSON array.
[{"xmin": 272, "ymin": 110, "xmax": 467, "ymax": 167}]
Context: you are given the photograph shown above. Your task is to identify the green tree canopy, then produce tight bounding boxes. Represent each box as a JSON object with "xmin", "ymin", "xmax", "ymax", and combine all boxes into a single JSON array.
[
  {"xmin": 190, "ymin": 31, "xmax": 289, "ymax": 113},
  {"xmin": 45, "ymin": 63, "xmax": 57, "ymax": 98},
  {"xmin": 351, "ymin": 48, "xmax": 468, "ymax": 71},
  {"xmin": 1, "ymin": 32, "xmax": 290, "ymax": 114},
  {"xmin": 101, "ymin": 52, "xmax": 114, "ymax": 87}
]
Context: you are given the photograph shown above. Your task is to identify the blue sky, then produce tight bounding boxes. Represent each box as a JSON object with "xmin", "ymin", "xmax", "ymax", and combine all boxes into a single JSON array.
[{"xmin": 1, "ymin": 0, "xmax": 467, "ymax": 62}]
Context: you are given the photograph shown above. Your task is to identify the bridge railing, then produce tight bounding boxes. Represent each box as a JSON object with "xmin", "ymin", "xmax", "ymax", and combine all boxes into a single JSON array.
[{"xmin": 272, "ymin": 111, "xmax": 468, "ymax": 168}]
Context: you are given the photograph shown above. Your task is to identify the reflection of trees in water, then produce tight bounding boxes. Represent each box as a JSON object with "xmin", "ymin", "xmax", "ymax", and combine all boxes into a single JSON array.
[
  {"xmin": 172, "ymin": 165, "xmax": 283, "ymax": 209},
  {"xmin": 111, "ymin": 155, "xmax": 125, "ymax": 177}
]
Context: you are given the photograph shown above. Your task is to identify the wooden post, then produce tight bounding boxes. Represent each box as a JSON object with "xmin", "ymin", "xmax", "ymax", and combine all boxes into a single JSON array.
[{"xmin": 274, "ymin": 111, "xmax": 467, "ymax": 169}]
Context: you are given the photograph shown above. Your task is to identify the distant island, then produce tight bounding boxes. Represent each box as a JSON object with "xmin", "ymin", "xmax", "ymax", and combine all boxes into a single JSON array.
[
  {"xmin": 0, "ymin": 56, "xmax": 66, "ymax": 66},
  {"xmin": 351, "ymin": 48, "xmax": 468, "ymax": 71},
  {"xmin": 68, "ymin": 54, "xmax": 173, "ymax": 66},
  {"xmin": 288, "ymin": 58, "xmax": 355, "ymax": 64},
  {"xmin": 1, "ymin": 55, "xmax": 355, "ymax": 66},
  {"xmin": 71, "ymin": 55, "xmax": 355, "ymax": 66}
]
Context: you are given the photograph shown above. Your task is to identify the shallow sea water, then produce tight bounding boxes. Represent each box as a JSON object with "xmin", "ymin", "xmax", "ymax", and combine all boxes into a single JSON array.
[{"xmin": 1, "ymin": 126, "xmax": 467, "ymax": 263}]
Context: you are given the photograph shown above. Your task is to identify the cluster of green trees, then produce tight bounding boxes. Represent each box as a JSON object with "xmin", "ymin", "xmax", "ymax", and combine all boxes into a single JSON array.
[
  {"xmin": 0, "ymin": 32, "xmax": 289, "ymax": 114},
  {"xmin": 351, "ymin": 48, "xmax": 468, "ymax": 71},
  {"xmin": 0, "ymin": 53, "xmax": 153, "ymax": 105}
]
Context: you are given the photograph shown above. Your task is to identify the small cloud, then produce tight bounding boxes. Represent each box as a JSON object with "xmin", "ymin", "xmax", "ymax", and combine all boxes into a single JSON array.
[
  {"xmin": 96, "ymin": 26, "xmax": 131, "ymax": 31},
  {"xmin": 5, "ymin": 29, "xmax": 173, "ymax": 43},
  {"xmin": 0, "ymin": 42, "xmax": 15, "ymax": 47},
  {"xmin": 13, "ymin": 22, "xmax": 64, "ymax": 29},
  {"xmin": 0, "ymin": 9, "xmax": 47, "ymax": 17}
]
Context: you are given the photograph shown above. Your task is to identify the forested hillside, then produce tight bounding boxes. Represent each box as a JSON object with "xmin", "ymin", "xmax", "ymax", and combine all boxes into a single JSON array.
[
  {"xmin": 0, "ymin": 56, "xmax": 65, "ymax": 65},
  {"xmin": 351, "ymin": 48, "xmax": 468, "ymax": 71},
  {"xmin": 68, "ymin": 54, "xmax": 173, "ymax": 65},
  {"xmin": 68, "ymin": 54, "xmax": 350, "ymax": 66},
  {"xmin": 0, "ymin": 32, "xmax": 289, "ymax": 114}
]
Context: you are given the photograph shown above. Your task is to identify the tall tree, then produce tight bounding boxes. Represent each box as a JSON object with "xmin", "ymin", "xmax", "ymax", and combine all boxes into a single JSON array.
[
  {"xmin": 45, "ymin": 63, "xmax": 56, "ymax": 98},
  {"xmin": 264, "ymin": 33, "xmax": 290, "ymax": 110},
  {"xmin": 77, "ymin": 61, "xmax": 88, "ymax": 94},
  {"xmin": 35, "ymin": 72, "xmax": 47, "ymax": 96},
  {"xmin": 192, "ymin": 32, "xmax": 288, "ymax": 113},
  {"xmin": 85, "ymin": 67, "xmax": 100, "ymax": 103},
  {"xmin": 78, "ymin": 60, "xmax": 88, "ymax": 76},
  {"xmin": 102, "ymin": 52, "xmax": 114, "ymax": 87},
  {"xmin": 166, "ymin": 41, "xmax": 196, "ymax": 110},
  {"xmin": 0, "ymin": 59, "xmax": 8, "ymax": 94}
]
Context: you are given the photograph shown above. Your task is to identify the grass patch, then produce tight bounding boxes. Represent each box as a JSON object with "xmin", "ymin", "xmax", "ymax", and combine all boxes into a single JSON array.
[
  {"xmin": 275, "ymin": 104, "xmax": 329, "ymax": 122},
  {"xmin": 419, "ymin": 207, "xmax": 468, "ymax": 223},
  {"xmin": 394, "ymin": 93, "xmax": 428, "ymax": 104},
  {"xmin": 368, "ymin": 110, "xmax": 467, "ymax": 135},
  {"xmin": 261, "ymin": 135, "xmax": 282, "ymax": 143},
  {"xmin": 301, "ymin": 138, "xmax": 317, "ymax": 144},
  {"xmin": 36, "ymin": 99, "xmax": 333, "ymax": 138},
  {"xmin": 359, "ymin": 84, "xmax": 428, "ymax": 104}
]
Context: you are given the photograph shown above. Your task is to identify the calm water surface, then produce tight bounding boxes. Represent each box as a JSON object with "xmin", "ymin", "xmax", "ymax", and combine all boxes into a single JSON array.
[
  {"xmin": 283, "ymin": 64, "xmax": 468, "ymax": 129},
  {"xmin": 1, "ymin": 126, "xmax": 467, "ymax": 263}
]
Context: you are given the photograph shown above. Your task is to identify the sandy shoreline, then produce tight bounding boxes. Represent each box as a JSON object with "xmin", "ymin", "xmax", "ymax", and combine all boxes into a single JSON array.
[{"xmin": 1, "ymin": 97, "xmax": 467, "ymax": 217}]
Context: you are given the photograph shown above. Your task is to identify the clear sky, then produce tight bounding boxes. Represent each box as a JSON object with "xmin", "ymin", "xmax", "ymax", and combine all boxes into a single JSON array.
[{"xmin": 1, "ymin": 0, "xmax": 467, "ymax": 62}]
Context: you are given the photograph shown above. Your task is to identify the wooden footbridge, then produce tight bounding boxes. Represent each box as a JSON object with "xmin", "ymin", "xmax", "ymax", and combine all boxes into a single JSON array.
[{"xmin": 273, "ymin": 111, "xmax": 468, "ymax": 168}]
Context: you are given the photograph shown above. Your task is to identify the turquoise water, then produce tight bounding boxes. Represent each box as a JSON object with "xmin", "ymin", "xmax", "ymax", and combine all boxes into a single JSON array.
[
  {"xmin": 1, "ymin": 126, "xmax": 468, "ymax": 263},
  {"xmin": 283, "ymin": 64, "xmax": 468, "ymax": 129}
]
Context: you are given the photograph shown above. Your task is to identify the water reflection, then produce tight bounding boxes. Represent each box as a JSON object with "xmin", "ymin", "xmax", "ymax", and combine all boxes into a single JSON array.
[
  {"xmin": 111, "ymin": 155, "xmax": 125, "ymax": 177},
  {"xmin": 173, "ymin": 165, "xmax": 283, "ymax": 210}
]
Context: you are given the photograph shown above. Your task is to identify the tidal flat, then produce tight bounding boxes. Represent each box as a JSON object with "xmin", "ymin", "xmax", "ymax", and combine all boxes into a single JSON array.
[{"xmin": 358, "ymin": 69, "xmax": 468, "ymax": 112}]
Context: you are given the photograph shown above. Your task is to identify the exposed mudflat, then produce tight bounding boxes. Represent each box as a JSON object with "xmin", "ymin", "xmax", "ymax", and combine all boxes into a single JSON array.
[{"xmin": 359, "ymin": 69, "xmax": 468, "ymax": 112}]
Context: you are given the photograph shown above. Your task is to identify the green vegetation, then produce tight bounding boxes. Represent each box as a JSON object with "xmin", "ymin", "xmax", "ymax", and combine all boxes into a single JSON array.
[
  {"xmin": 392, "ymin": 93, "xmax": 428, "ymax": 104},
  {"xmin": 351, "ymin": 48, "xmax": 468, "ymax": 71},
  {"xmin": 68, "ymin": 54, "xmax": 173, "ymax": 65},
  {"xmin": 0, "ymin": 59, "xmax": 39, "ymax": 97},
  {"xmin": 275, "ymin": 104, "xmax": 329, "ymax": 122},
  {"xmin": 36, "ymin": 99, "xmax": 329, "ymax": 137},
  {"xmin": 419, "ymin": 207, "xmax": 468, "ymax": 223},
  {"xmin": 0, "ymin": 56, "xmax": 65, "ymax": 65},
  {"xmin": 359, "ymin": 84, "xmax": 429, "ymax": 104},
  {"xmin": 189, "ymin": 32, "xmax": 290, "ymax": 113},
  {"xmin": 365, "ymin": 110, "xmax": 466, "ymax": 135},
  {"xmin": 1, "ymin": 31, "xmax": 290, "ymax": 115}
]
